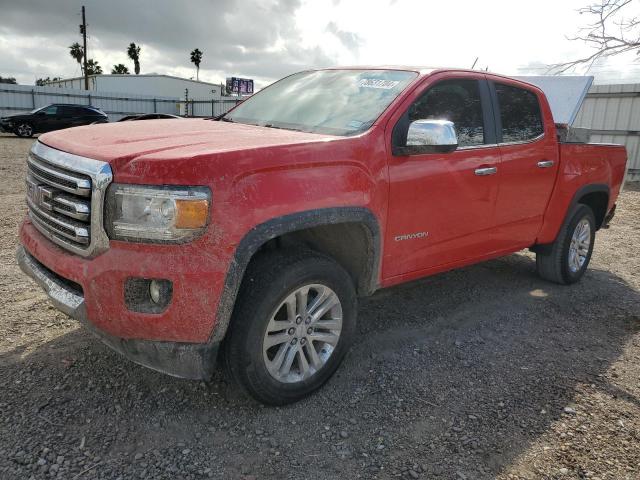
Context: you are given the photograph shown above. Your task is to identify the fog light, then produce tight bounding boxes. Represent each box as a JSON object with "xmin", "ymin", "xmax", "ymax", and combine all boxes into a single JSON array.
[
  {"xmin": 149, "ymin": 280, "xmax": 161, "ymax": 303},
  {"xmin": 124, "ymin": 278, "xmax": 173, "ymax": 313}
]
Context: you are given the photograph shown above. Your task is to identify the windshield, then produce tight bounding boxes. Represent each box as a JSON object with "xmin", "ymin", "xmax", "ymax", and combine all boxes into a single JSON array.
[{"xmin": 224, "ymin": 69, "xmax": 418, "ymax": 136}]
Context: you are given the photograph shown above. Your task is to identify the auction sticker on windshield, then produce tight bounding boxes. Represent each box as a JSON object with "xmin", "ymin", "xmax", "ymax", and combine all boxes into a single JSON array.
[{"xmin": 358, "ymin": 79, "xmax": 400, "ymax": 89}]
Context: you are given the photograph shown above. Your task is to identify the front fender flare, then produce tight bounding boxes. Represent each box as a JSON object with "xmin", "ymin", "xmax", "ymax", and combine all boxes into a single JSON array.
[{"xmin": 210, "ymin": 207, "xmax": 381, "ymax": 344}]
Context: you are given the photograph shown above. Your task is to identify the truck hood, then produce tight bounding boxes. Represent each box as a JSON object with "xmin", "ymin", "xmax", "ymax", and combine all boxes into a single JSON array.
[{"xmin": 38, "ymin": 118, "xmax": 338, "ymax": 166}]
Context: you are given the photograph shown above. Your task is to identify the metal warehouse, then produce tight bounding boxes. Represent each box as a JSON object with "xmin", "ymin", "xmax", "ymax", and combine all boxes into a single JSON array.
[
  {"xmin": 574, "ymin": 83, "xmax": 640, "ymax": 182},
  {"xmin": 46, "ymin": 74, "xmax": 226, "ymax": 100}
]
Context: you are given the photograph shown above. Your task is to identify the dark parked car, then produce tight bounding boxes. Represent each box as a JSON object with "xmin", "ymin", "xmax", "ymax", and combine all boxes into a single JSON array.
[
  {"xmin": 117, "ymin": 113, "xmax": 182, "ymax": 121},
  {"xmin": 0, "ymin": 104, "xmax": 108, "ymax": 137}
]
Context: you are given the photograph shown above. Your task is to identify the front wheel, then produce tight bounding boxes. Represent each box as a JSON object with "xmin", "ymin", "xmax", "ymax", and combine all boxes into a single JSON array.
[
  {"xmin": 224, "ymin": 250, "xmax": 357, "ymax": 405},
  {"xmin": 15, "ymin": 122, "xmax": 34, "ymax": 137},
  {"xmin": 536, "ymin": 204, "xmax": 596, "ymax": 284}
]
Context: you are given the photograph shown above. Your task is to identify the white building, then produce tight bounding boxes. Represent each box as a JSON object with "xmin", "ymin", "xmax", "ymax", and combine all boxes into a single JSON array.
[{"xmin": 47, "ymin": 74, "xmax": 226, "ymax": 100}]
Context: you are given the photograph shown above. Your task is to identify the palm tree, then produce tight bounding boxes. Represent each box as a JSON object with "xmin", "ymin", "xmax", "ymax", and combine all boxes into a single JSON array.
[
  {"xmin": 190, "ymin": 48, "xmax": 203, "ymax": 81},
  {"xmin": 85, "ymin": 59, "xmax": 103, "ymax": 75},
  {"xmin": 127, "ymin": 43, "xmax": 141, "ymax": 75},
  {"xmin": 111, "ymin": 64, "xmax": 129, "ymax": 74},
  {"xmin": 69, "ymin": 42, "xmax": 84, "ymax": 73}
]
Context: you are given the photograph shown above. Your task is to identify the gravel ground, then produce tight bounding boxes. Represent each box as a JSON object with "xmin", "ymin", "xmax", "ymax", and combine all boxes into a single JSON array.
[{"xmin": 0, "ymin": 133, "xmax": 639, "ymax": 480}]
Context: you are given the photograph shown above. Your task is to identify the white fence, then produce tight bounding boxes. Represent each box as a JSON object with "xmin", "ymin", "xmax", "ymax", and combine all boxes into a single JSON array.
[
  {"xmin": 0, "ymin": 84, "xmax": 180, "ymax": 121},
  {"xmin": 180, "ymin": 98, "xmax": 242, "ymax": 118},
  {"xmin": 0, "ymin": 84, "xmax": 241, "ymax": 122}
]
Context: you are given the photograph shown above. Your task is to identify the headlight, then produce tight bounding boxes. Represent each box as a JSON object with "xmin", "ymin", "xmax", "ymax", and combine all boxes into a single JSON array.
[{"xmin": 105, "ymin": 184, "xmax": 210, "ymax": 243}]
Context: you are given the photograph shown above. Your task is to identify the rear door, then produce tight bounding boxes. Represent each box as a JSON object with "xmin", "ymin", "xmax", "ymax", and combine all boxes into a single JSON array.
[
  {"xmin": 77, "ymin": 106, "xmax": 105, "ymax": 125},
  {"xmin": 490, "ymin": 79, "xmax": 559, "ymax": 248},
  {"xmin": 59, "ymin": 106, "xmax": 85, "ymax": 128},
  {"xmin": 384, "ymin": 74, "xmax": 501, "ymax": 278}
]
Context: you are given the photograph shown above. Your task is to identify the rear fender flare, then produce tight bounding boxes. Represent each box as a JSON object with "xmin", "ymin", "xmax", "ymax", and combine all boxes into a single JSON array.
[{"xmin": 534, "ymin": 183, "xmax": 609, "ymax": 253}]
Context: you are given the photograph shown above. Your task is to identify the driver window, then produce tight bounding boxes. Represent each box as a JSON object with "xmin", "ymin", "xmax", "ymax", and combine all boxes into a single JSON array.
[
  {"xmin": 408, "ymin": 79, "xmax": 485, "ymax": 147},
  {"xmin": 41, "ymin": 106, "xmax": 58, "ymax": 116}
]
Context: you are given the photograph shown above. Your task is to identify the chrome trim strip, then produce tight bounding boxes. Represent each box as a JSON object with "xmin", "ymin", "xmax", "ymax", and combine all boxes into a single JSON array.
[
  {"xmin": 27, "ymin": 154, "xmax": 91, "ymax": 196},
  {"xmin": 28, "ymin": 141, "xmax": 113, "ymax": 257},
  {"xmin": 457, "ymin": 143, "xmax": 499, "ymax": 151},
  {"xmin": 52, "ymin": 194, "xmax": 90, "ymax": 221},
  {"xmin": 28, "ymin": 198, "xmax": 90, "ymax": 244},
  {"xmin": 498, "ymin": 133, "xmax": 545, "ymax": 147},
  {"xmin": 16, "ymin": 246, "xmax": 85, "ymax": 319}
]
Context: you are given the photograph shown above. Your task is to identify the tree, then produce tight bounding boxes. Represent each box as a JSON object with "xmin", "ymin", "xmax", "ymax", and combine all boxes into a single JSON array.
[
  {"xmin": 127, "ymin": 43, "xmax": 141, "ymax": 75},
  {"xmin": 190, "ymin": 48, "xmax": 203, "ymax": 81},
  {"xmin": 85, "ymin": 59, "xmax": 102, "ymax": 75},
  {"xmin": 0, "ymin": 76, "xmax": 17, "ymax": 84},
  {"xmin": 69, "ymin": 42, "xmax": 84, "ymax": 73},
  {"xmin": 35, "ymin": 77, "xmax": 61, "ymax": 86},
  {"xmin": 111, "ymin": 64, "xmax": 130, "ymax": 74},
  {"xmin": 550, "ymin": 0, "xmax": 640, "ymax": 73}
]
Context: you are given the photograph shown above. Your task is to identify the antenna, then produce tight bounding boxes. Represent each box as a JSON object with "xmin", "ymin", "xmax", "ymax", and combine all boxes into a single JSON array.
[{"xmin": 471, "ymin": 57, "xmax": 479, "ymax": 69}]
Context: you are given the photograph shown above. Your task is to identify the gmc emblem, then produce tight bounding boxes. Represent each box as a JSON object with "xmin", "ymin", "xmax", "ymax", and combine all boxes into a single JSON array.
[{"xmin": 27, "ymin": 182, "xmax": 54, "ymax": 211}]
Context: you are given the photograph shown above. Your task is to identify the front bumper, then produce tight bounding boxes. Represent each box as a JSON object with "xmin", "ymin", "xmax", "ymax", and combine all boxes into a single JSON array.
[{"xmin": 16, "ymin": 244, "xmax": 221, "ymax": 380}]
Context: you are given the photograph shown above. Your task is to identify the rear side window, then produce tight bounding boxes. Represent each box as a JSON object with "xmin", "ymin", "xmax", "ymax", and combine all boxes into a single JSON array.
[
  {"xmin": 408, "ymin": 79, "xmax": 485, "ymax": 147},
  {"xmin": 495, "ymin": 83, "xmax": 543, "ymax": 143},
  {"xmin": 70, "ymin": 107, "xmax": 92, "ymax": 115},
  {"xmin": 60, "ymin": 106, "xmax": 77, "ymax": 116},
  {"xmin": 83, "ymin": 107, "xmax": 102, "ymax": 115}
]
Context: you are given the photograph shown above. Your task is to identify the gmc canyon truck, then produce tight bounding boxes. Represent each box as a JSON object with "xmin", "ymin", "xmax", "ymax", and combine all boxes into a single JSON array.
[{"xmin": 17, "ymin": 68, "xmax": 627, "ymax": 405}]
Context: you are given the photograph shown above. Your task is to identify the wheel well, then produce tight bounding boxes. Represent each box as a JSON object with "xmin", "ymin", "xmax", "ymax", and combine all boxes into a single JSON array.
[
  {"xmin": 578, "ymin": 191, "xmax": 608, "ymax": 229},
  {"xmin": 255, "ymin": 222, "xmax": 377, "ymax": 296}
]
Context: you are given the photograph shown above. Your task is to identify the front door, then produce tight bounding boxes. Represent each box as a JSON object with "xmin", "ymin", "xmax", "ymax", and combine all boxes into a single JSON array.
[
  {"xmin": 36, "ymin": 105, "xmax": 61, "ymax": 133},
  {"xmin": 383, "ymin": 75, "xmax": 501, "ymax": 279}
]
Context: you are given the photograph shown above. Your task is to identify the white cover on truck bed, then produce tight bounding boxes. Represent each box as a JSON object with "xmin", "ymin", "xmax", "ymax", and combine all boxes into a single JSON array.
[{"xmin": 515, "ymin": 76, "xmax": 593, "ymax": 126}]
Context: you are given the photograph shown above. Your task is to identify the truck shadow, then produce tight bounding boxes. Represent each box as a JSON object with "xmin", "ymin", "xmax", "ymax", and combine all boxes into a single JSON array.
[{"xmin": 1, "ymin": 253, "xmax": 638, "ymax": 479}]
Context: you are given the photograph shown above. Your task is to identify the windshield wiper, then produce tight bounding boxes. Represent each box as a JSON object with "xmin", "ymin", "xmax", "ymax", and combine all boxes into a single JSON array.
[{"xmin": 262, "ymin": 123, "xmax": 303, "ymax": 132}]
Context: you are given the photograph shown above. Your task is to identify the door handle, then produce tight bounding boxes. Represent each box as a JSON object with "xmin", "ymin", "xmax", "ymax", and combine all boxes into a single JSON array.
[
  {"xmin": 474, "ymin": 166, "xmax": 497, "ymax": 176},
  {"xmin": 537, "ymin": 160, "xmax": 554, "ymax": 168}
]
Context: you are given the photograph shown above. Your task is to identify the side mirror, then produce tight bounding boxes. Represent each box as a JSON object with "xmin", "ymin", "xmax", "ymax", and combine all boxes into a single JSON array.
[{"xmin": 394, "ymin": 119, "xmax": 458, "ymax": 156}]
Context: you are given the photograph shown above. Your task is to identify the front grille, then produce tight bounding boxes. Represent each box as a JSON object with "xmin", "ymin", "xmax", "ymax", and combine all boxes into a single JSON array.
[{"xmin": 25, "ymin": 142, "xmax": 113, "ymax": 257}]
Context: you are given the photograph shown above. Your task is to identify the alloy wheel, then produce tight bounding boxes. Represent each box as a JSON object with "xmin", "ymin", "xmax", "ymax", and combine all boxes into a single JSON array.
[
  {"xmin": 568, "ymin": 218, "xmax": 591, "ymax": 273},
  {"xmin": 17, "ymin": 123, "xmax": 33, "ymax": 137},
  {"xmin": 262, "ymin": 283, "xmax": 342, "ymax": 383}
]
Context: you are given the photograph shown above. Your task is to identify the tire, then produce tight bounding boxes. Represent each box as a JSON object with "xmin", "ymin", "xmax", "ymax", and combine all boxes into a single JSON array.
[
  {"xmin": 224, "ymin": 249, "xmax": 357, "ymax": 405},
  {"xmin": 15, "ymin": 122, "xmax": 34, "ymax": 138},
  {"xmin": 536, "ymin": 204, "xmax": 596, "ymax": 285}
]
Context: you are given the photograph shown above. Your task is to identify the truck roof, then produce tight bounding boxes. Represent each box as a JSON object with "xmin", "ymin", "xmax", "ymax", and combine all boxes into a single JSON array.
[{"xmin": 315, "ymin": 66, "xmax": 592, "ymax": 126}]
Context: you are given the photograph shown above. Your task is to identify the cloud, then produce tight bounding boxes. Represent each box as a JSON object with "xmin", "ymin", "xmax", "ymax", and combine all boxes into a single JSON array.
[
  {"xmin": 325, "ymin": 21, "xmax": 362, "ymax": 52},
  {"xmin": 0, "ymin": 0, "xmax": 339, "ymax": 86}
]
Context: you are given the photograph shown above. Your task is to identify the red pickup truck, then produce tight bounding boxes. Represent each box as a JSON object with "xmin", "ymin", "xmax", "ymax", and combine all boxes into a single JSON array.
[{"xmin": 17, "ymin": 68, "xmax": 627, "ymax": 404}]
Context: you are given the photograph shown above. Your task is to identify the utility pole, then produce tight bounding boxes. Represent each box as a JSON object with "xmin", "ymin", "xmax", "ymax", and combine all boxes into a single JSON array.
[{"xmin": 80, "ymin": 6, "xmax": 88, "ymax": 90}]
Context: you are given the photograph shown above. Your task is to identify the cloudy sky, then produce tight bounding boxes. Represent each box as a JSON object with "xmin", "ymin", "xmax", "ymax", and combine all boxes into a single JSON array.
[{"xmin": 1, "ymin": 0, "xmax": 639, "ymax": 88}]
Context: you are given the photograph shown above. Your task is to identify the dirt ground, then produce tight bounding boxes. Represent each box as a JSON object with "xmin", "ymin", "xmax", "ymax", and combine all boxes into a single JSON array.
[{"xmin": 0, "ymin": 132, "xmax": 639, "ymax": 480}]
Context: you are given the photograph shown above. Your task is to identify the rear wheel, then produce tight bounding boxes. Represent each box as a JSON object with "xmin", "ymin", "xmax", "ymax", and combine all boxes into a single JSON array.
[
  {"xmin": 15, "ymin": 122, "xmax": 33, "ymax": 137},
  {"xmin": 224, "ymin": 250, "xmax": 357, "ymax": 405},
  {"xmin": 536, "ymin": 204, "xmax": 596, "ymax": 284}
]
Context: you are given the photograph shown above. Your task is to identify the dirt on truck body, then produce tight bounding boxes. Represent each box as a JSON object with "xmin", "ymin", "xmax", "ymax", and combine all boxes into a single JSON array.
[
  {"xmin": 1, "ymin": 132, "xmax": 640, "ymax": 479},
  {"xmin": 15, "ymin": 67, "xmax": 627, "ymax": 406}
]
